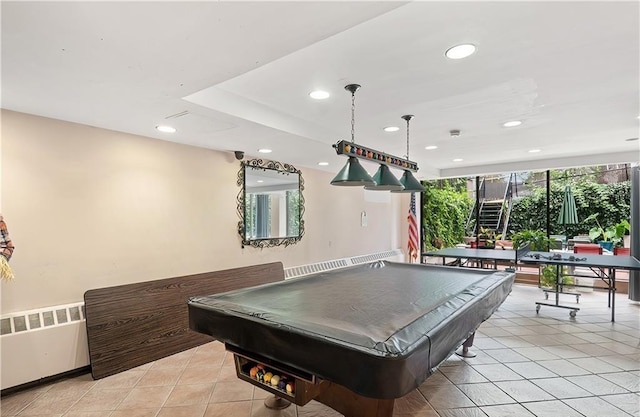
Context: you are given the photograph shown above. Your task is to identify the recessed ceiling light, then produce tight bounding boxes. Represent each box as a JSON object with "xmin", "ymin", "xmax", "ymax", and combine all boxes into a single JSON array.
[
  {"xmin": 425, "ymin": 145, "xmax": 438, "ymax": 150},
  {"xmin": 156, "ymin": 125, "xmax": 176, "ymax": 133},
  {"xmin": 445, "ymin": 44, "xmax": 476, "ymax": 59},
  {"xmin": 453, "ymin": 158, "xmax": 463, "ymax": 162},
  {"xmin": 256, "ymin": 180, "xmax": 264, "ymax": 183},
  {"xmin": 503, "ymin": 120, "xmax": 522, "ymax": 128},
  {"xmin": 626, "ymin": 137, "xmax": 639, "ymax": 142},
  {"xmin": 383, "ymin": 126, "xmax": 400, "ymax": 132},
  {"xmin": 318, "ymin": 162, "xmax": 329, "ymax": 166},
  {"xmin": 258, "ymin": 149, "xmax": 272, "ymax": 154},
  {"xmin": 528, "ymin": 149, "xmax": 541, "ymax": 153},
  {"xmin": 309, "ymin": 90, "xmax": 330, "ymax": 100}
]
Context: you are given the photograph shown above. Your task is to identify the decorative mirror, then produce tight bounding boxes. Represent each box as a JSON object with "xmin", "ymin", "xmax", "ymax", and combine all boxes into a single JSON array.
[{"xmin": 237, "ymin": 158, "xmax": 305, "ymax": 248}]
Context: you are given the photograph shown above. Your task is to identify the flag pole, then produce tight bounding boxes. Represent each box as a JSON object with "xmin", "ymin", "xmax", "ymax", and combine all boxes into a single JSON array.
[{"xmin": 408, "ymin": 192, "xmax": 420, "ymax": 263}]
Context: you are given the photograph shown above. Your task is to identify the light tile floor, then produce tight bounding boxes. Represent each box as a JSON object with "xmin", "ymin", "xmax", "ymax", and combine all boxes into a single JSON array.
[{"xmin": 2, "ymin": 284, "xmax": 639, "ymax": 417}]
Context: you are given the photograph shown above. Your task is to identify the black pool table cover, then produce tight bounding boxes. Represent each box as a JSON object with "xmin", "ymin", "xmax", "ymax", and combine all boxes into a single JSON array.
[{"xmin": 188, "ymin": 261, "xmax": 514, "ymax": 399}]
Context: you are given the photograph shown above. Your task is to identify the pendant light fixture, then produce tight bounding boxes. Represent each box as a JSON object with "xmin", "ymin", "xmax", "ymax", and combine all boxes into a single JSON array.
[
  {"xmin": 330, "ymin": 84, "xmax": 420, "ymax": 190},
  {"xmin": 364, "ymin": 164, "xmax": 404, "ymax": 191},
  {"xmin": 330, "ymin": 84, "xmax": 375, "ymax": 186},
  {"xmin": 391, "ymin": 115, "xmax": 423, "ymax": 193}
]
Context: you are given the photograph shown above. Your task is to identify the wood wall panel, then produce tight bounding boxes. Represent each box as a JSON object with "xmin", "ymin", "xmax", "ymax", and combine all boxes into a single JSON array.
[{"xmin": 84, "ymin": 262, "xmax": 284, "ymax": 379}]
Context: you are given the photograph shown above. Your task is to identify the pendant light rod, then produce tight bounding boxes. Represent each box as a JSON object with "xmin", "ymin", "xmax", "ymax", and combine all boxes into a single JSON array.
[
  {"xmin": 402, "ymin": 114, "xmax": 414, "ymax": 160},
  {"xmin": 391, "ymin": 114, "xmax": 423, "ymax": 193},
  {"xmin": 345, "ymin": 84, "xmax": 361, "ymax": 144}
]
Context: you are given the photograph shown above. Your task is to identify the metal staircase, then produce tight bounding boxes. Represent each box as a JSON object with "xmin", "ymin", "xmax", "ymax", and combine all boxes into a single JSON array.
[
  {"xmin": 466, "ymin": 173, "xmax": 516, "ymax": 238},
  {"xmin": 478, "ymin": 200, "xmax": 504, "ymax": 231}
]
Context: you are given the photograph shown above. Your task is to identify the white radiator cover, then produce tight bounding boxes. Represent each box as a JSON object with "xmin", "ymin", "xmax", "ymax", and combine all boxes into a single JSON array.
[
  {"xmin": 1, "ymin": 303, "xmax": 89, "ymax": 390},
  {"xmin": 0, "ymin": 250, "xmax": 403, "ymax": 390},
  {"xmin": 285, "ymin": 249, "xmax": 404, "ymax": 279}
]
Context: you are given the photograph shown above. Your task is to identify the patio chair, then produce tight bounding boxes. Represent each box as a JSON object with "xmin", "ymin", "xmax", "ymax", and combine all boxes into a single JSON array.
[
  {"xmin": 550, "ymin": 235, "xmax": 566, "ymax": 250},
  {"xmin": 573, "ymin": 243, "xmax": 603, "ymax": 255},
  {"xmin": 549, "ymin": 239, "xmax": 564, "ymax": 250},
  {"xmin": 567, "ymin": 235, "xmax": 591, "ymax": 251},
  {"xmin": 613, "ymin": 247, "xmax": 630, "ymax": 256}
]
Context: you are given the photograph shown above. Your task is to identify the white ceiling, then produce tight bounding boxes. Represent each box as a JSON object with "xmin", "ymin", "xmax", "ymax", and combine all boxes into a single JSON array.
[{"xmin": 2, "ymin": 1, "xmax": 639, "ymax": 180}]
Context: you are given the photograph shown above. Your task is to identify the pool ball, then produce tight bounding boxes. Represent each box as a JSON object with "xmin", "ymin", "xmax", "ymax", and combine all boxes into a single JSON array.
[{"xmin": 277, "ymin": 379, "xmax": 287, "ymax": 390}]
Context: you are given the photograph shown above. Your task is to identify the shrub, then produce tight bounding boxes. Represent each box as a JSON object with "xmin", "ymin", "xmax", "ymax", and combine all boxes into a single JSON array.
[
  {"xmin": 508, "ymin": 180, "xmax": 630, "ymax": 238},
  {"xmin": 422, "ymin": 181, "xmax": 472, "ymax": 250}
]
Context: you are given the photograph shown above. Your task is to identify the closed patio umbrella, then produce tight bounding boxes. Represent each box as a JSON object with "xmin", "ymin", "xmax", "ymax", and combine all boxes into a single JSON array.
[{"xmin": 558, "ymin": 185, "xmax": 579, "ymax": 225}]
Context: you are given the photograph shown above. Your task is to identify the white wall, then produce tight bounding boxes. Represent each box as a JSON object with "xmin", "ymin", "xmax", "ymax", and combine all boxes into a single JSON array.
[{"xmin": 0, "ymin": 109, "xmax": 407, "ymax": 314}]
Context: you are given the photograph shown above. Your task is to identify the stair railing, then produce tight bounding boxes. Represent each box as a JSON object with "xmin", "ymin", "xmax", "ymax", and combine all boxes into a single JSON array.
[
  {"xmin": 498, "ymin": 173, "xmax": 516, "ymax": 236},
  {"xmin": 465, "ymin": 177, "xmax": 486, "ymax": 236},
  {"xmin": 501, "ymin": 198, "xmax": 514, "ymax": 238}
]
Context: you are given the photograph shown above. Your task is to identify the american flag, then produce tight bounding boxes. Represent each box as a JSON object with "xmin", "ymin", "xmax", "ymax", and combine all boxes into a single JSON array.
[{"xmin": 407, "ymin": 192, "xmax": 419, "ymax": 262}]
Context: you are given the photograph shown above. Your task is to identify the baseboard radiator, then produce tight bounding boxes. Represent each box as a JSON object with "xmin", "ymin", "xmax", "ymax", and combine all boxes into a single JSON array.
[
  {"xmin": 0, "ymin": 249, "xmax": 404, "ymax": 391},
  {"xmin": 284, "ymin": 249, "xmax": 404, "ymax": 279},
  {"xmin": 1, "ymin": 303, "xmax": 89, "ymax": 391}
]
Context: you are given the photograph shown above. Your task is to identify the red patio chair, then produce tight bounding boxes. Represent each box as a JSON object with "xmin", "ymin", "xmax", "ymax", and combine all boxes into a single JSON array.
[
  {"xmin": 613, "ymin": 247, "xmax": 630, "ymax": 256},
  {"xmin": 574, "ymin": 244, "xmax": 603, "ymax": 255}
]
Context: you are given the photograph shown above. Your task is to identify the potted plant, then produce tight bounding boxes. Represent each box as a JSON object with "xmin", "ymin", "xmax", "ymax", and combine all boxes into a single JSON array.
[
  {"xmin": 613, "ymin": 219, "xmax": 630, "ymax": 248},
  {"xmin": 478, "ymin": 227, "xmax": 497, "ymax": 249},
  {"xmin": 540, "ymin": 264, "xmax": 573, "ymax": 288},
  {"xmin": 584, "ymin": 213, "xmax": 626, "ymax": 251},
  {"xmin": 510, "ymin": 229, "xmax": 553, "ymax": 251},
  {"xmin": 511, "ymin": 230, "xmax": 572, "ymax": 289}
]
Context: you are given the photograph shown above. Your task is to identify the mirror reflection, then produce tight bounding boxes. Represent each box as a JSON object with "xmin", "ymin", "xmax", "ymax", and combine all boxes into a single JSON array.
[{"xmin": 238, "ymin": 159, "xmax": 305, "ymax": 248}]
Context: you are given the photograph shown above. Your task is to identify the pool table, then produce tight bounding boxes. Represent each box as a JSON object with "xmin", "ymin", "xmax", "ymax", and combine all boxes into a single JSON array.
[{"xmin": 188, "ymin": 261, "xmax": 514, "ymax": 417}]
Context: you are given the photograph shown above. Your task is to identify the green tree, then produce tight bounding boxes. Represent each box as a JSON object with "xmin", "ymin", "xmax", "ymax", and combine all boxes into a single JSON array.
[{"xmin": 422, "ymin": 181, "xmax": 472, "ymax": 250}]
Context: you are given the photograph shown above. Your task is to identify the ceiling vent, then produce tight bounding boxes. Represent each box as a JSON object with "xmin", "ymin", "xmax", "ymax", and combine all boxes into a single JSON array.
[{"xmin": 165, "ymin": 110, "xmax": 189, "ymax": 119}]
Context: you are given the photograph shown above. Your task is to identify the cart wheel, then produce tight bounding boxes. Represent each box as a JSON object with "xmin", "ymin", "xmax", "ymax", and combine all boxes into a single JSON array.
[
  {"xmin": 569, "ymin": 310, "xmax": 576, "ymax": 318},
  {"xmin": 536, "ymin": 305, "xmax": 540, "ymax": 313},
  {"xmin": 544, "ymin": 292, "xmax": 549, "ymax": 300}
]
